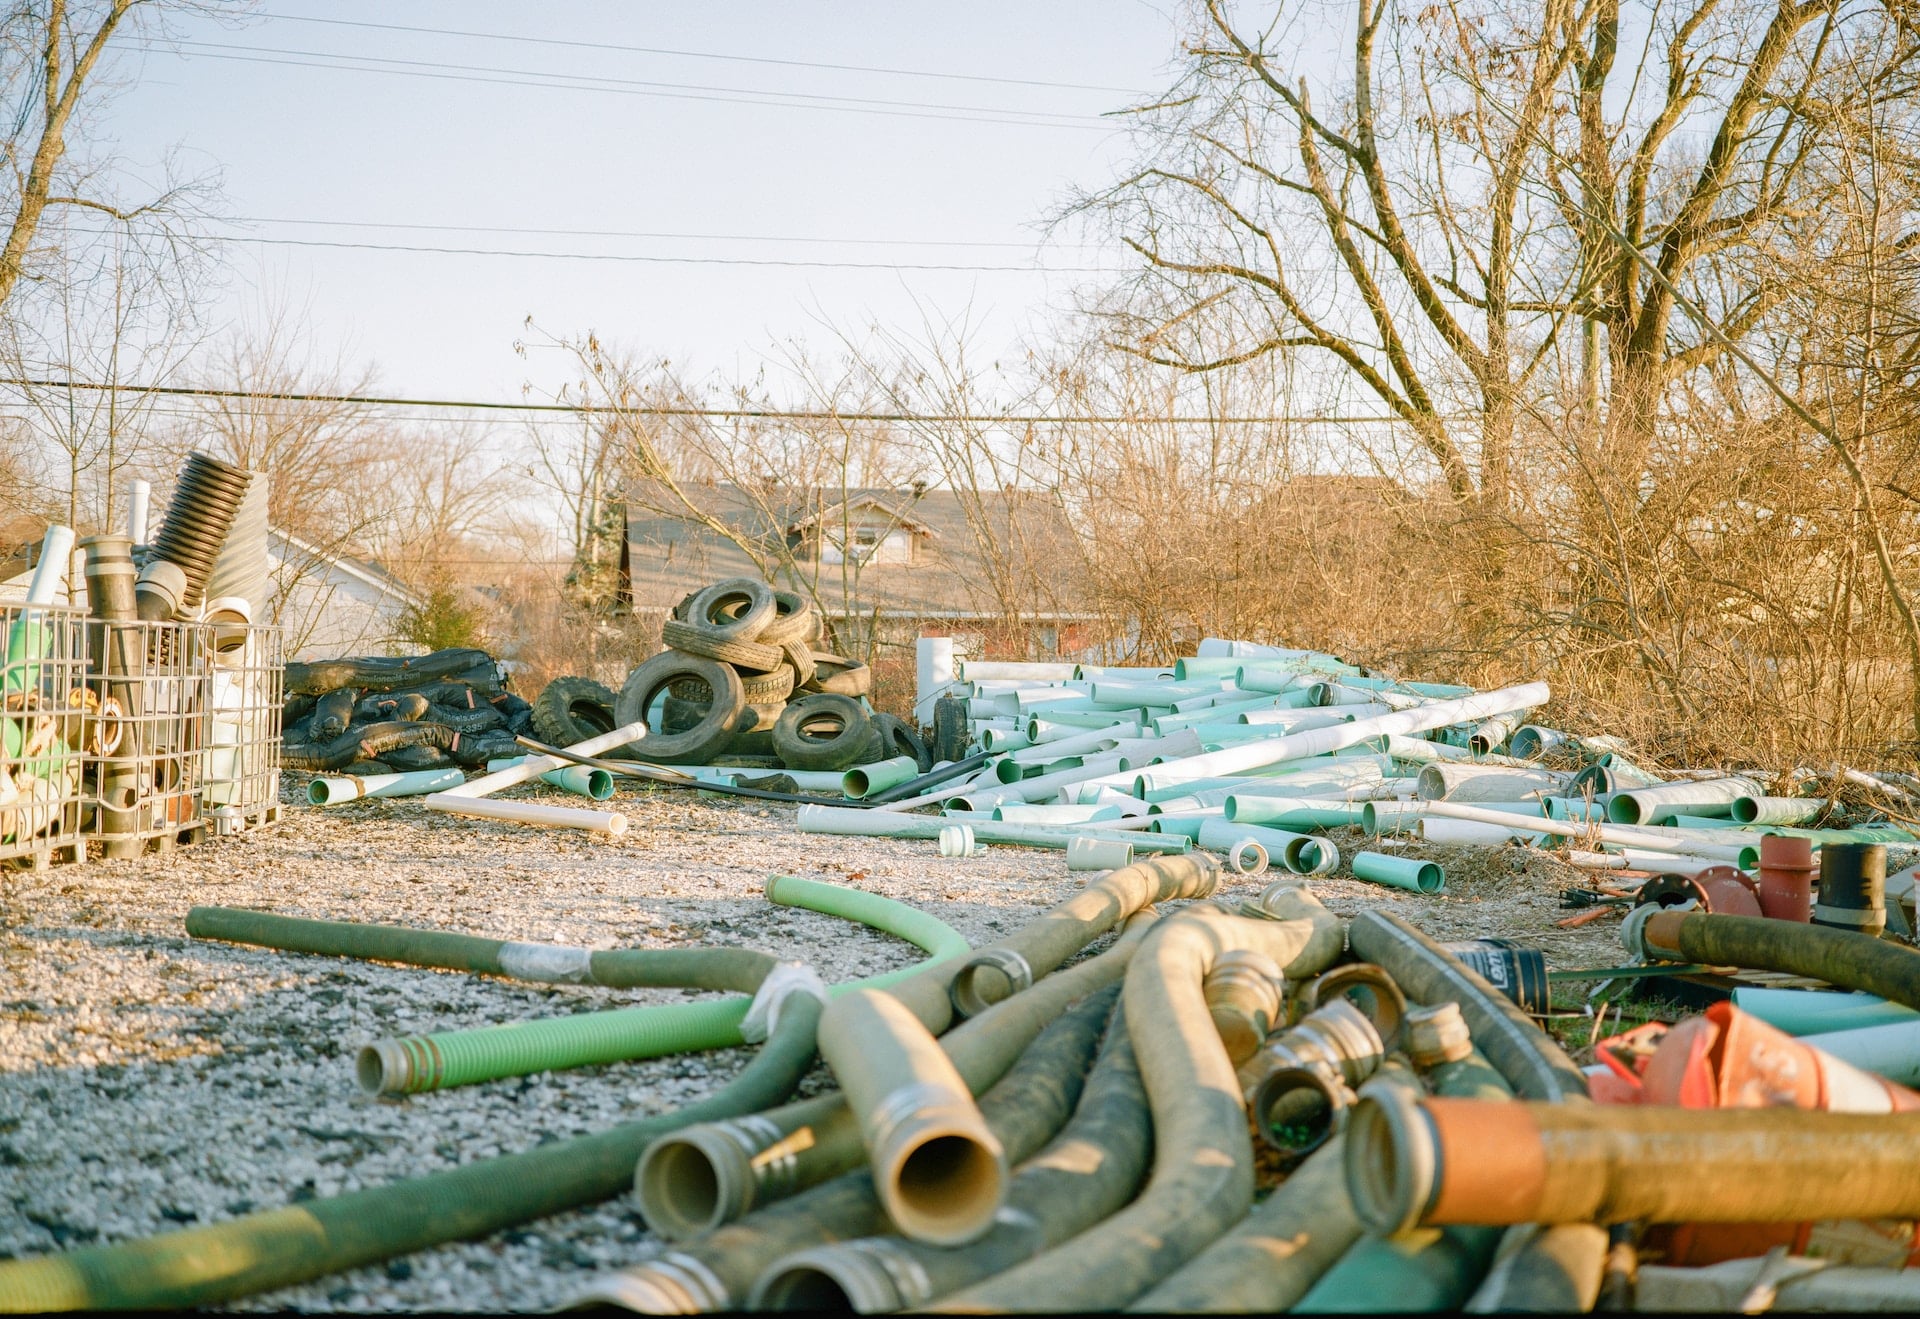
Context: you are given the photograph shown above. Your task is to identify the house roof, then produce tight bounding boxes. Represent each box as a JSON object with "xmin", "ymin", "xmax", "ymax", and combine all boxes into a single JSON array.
[
  {"xmin": 270, "ymin": 527, "xmax": 427, "ymax": 610},
  {"xmin": 622, "ymin": 481, "xmax": 1090, "ymax": 620}
]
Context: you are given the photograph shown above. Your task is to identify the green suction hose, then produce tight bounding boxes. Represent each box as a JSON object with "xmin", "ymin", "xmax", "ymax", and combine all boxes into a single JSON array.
[{"xmin": 189, "ymin": 877, "xmax": 969, "ymax": 1096}]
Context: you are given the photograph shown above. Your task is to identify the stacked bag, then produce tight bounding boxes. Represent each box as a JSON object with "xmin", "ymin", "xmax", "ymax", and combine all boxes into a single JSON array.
[{"xmin": 533, "ymin": 578, "xmax": 928, "ymax": 772}]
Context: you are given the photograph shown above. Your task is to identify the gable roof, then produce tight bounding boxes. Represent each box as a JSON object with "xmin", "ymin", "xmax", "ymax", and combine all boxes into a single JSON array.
[
  {"xmin": 270, "ymin": 527, "xmax": 427, "ymax": 609},
  {"xmin": 622, "ymin": 481, "xmax": 1091, "ymax": 620}
]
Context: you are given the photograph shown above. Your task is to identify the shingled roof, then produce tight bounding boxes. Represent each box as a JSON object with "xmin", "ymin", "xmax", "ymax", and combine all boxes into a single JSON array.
[{"xmin": 621, "ymin": 481, "xmax": 1092, "ymax": 620}]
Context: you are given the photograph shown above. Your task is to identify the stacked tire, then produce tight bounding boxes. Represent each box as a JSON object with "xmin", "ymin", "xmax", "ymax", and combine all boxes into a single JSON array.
[{"xmin": 595, "ymin": 578, "xmax": 916, "ymax": 771}]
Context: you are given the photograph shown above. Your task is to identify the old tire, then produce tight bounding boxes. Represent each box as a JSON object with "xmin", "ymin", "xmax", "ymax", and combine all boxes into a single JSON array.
[
  {"xmin": 932, "ymin": 694, "xmax": 970, "ymax": 764},
  {"xmin": 739, "ymin": 665, "xmax": 797, "ymax": 705},
  {"xmin": 871, "ymin": 712, "xmax": 932, "ymax": 774},
  {"xmin": 661, "ymin": 618, "xmax": 784, "ymax": 673},
  {"xmin": 772, "ymin": 694, "xmax": 875, "ymax": 772},
  {"xmin": 616, "ymin": 653, "xmax": 746, "ymax": 765},
  {"xmin": 757, "ymin": 591, "xmax": 817, "ymax": 647},
  {"xmin": 801, "ymin": 651, "xmax": 872, "ymax": 697},
  {"xmin": 687, "ymin": 578, "xmax": 778, "ymax": 642},
  {"xmin": 779, "ymin": 639, "xmax": 817, "ymax": 688},
  {"xmin": 530, "ymin": 677, "xmax": 618, "ymax": 750}
]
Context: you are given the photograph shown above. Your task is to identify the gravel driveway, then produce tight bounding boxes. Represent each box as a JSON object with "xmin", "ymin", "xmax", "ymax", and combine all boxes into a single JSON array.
[{"xmin": 0, "ymin": 778, "xmax": 1616, "ymax": 1310}]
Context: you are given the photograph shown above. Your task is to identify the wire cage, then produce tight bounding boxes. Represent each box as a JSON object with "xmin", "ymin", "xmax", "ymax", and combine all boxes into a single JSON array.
[
  {"xmin": 199, "ymin": 618, "xmax": 283, "ymax": 834},
  {"xmin": 0, "ymin": 603, "xmax": 89, "ymax": 869},
  {"xmin": 86, "ymin": 620, "xmax": 216, "ymax": 858}
]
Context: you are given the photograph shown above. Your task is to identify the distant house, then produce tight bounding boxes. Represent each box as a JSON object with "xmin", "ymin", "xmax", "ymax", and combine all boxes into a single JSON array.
[
  {"xmin": 620, "ymin": 482, "xmax": 1102, "ymax": 663},
  {"xmin": 267, "ymin": 528, "xmax": 425, "ymax": 661}
]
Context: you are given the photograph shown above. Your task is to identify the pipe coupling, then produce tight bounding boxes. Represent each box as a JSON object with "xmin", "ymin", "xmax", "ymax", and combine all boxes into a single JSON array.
[
  {"xmin": 1343, "ymin": 1079, "xmax": 1440, "ymax": 1238},
  {"xmin": 594, "ymin": 1250, "xmax": 734, "ymax": 1313},
  {"xmin": 133, "ymin": 558, "xmax": 188, "ymax": 622},
  {"xmin": 1250, "ymin": 1062, "xmax": 1353, "ymax": 1162},
  {"xmin": 1296, "ymin": 963, "xmax": 1407, "ymax": 1050},
  {"xmin": 949, "ymin": 947, "xmax": 1035, "ymax": 1018},
  {"xmin": 356, "ymin": 1036, "xmax": 440, "ymax": 1096},
  {"xmin": 864, "ymin": 1082, "xmax": 1007, "ymax": 1247},
  {"xmin": 1404, "ymin": 1002, "xmax": 1472, "ymax": 1068},
  {"xmin": 750, "ymin": 1237, "xmax": 930, "ymax": 1313},
  {"xmin": 1204, "ymin": 949, "xmax": 1285, "ymax": 1064},
  {"xmin": 633, "ymin": 1113, "xmax": 792, "ymax": 1240}
]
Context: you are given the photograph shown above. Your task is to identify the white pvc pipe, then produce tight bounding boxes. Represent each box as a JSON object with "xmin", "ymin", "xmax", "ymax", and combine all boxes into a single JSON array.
[
  {"xmin": 995, "ymin": 802, "xmax": 1123, "ymax": 824},
  {"xmin": 1419, "ymin": 817, "xmax": 1547, "ymax": 846},
  {"xmin": 915, "ymin": 636, "xmax": 956, "ymax": 724},
  {"xmin": 1607, "ymin": 775, "xmax": 1763, "ymax": 826},
  {"xmin": 423, "ymin": 795, "xmax": 628, "ymax": 835},
  {"xmin": 1137, "ymin": 681, "xmax": 1551, "ymax": 791},
  {"xmin": 1006, "ymin": 722, "xmax": 1140, "ymax": 764},
  {"xmin": 1616, "ymin": 848, "xmax": 1753, "ymax": 876},
  {"xmin": 956, "ymin": 660, "xmax": 1080, "ymax": 681},
  {"xmin": 25, "ymin": 525, "xmax": 75, "ymax": 606},
  {"xmin": 127, "ymin": 478, "xmax": 151, "ymax": 543},
  {"xmin": 1421, "ymin": 800, "xmax": 1753, "ymax": 862},
  {"xmin": 310, "ymin": 767, "xmax": 465, "ymax": 804},
  {"xmin": 1796, "ymin": 1019, "xmax": 1920, "ymax": 1086},
  {"xmin": 1066, "ymin": 836, "xmax": 1134, "ymax": 871},
  {"xmin": 948, "ymin": 752, "xmax": 1130, "ymax": 811},
  {"xmin": 1415, "ymin": 762, "xmax": 1568, "ymax": 802},
  {"xmin": 437, "ymin": 721, "xmax": 646, "ymax": 798}
]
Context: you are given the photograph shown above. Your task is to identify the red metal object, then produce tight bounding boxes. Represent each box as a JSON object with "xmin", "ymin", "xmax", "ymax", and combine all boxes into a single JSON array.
[{"xmin": 1757, "ymin": 834, "xmax": 1817, "ymax": 923}]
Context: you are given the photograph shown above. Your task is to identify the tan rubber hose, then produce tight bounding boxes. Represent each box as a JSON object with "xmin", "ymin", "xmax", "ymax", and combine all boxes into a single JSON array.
[{"xmin": 930, "ymin": 888, "xmax": 1345, "ymax": 1311}]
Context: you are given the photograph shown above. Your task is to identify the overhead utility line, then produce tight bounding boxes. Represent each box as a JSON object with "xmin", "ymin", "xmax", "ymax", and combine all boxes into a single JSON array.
[
  {"xmin": 256, "ymin": 12, "xmax": 1145, "ymax": 94},
  {"xmin": 0, "ymin": 377, "xmax": 1416, "ymax": 425}
]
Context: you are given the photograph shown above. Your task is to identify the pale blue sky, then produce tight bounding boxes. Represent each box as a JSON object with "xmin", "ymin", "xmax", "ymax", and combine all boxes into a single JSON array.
[{"xmin": 96, "ymin": 2, "xmax": 1184, "ymax": 403}]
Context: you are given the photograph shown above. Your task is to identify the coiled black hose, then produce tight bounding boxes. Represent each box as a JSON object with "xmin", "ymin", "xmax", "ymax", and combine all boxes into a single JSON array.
[
  {"xmin": 281, "ymin": 721, "xmax": 460, "ymax": 772},
  {"xmin": 449, "ymin": 730, "xmax": 522, "ymax": 767}
]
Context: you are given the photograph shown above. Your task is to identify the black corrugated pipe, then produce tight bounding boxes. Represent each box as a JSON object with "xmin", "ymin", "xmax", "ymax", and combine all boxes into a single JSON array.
[
  {"xmin": 285, "ymin": 647, "xmax": 500, "ymax": 696},
  {"xmin": 579, "ymin": 986, "xmax": 1116, "ymax": 1313},
  {"xmin": 135, "ymin": 452, "xmax": 253, "ymax": 619},
  {"xmin": 750, "ymin": 994, "xmax": 1151, "ymax": 1311},
  {"xmin": 280, "ymin": 720, "xmax": 460, "ymax": 773}
]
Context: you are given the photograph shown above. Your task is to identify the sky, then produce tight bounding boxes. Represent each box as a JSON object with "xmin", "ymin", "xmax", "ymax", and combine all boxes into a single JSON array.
[{"xmin": 93, "ymin": 1, "xmax": 1184, "ymax": 407}]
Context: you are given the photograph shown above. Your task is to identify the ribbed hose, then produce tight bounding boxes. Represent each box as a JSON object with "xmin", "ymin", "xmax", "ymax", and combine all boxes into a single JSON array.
[
  {"xmin": 1295, "ymin": 1051, "xmax": 1512, "ymax": 1313},
  {"xmin": 136, "ymin": 452, "xmax": 253, "ymax": 620},
  {"xmin": 423, "ymin": 702, "xmax": 506, "ymax": 734},
  {"xmin": 0, "ymin": 989, "xmax": 823, "ymax": 1311},
  {"xmin": 190, "ymin": 877, "xmax": 969, "ymax": 1096},
  {"xmin": 201, "ymin": 476, "xmax": 271, "ymax": 611},
  {"xmin": 285, "ymin": 647, "xmax": 500, "ymax": 696},
  {"xmin": 1347, "ymin": 910, "xmax": 1602, "ymax": 1309},
  {"xmin": 281, "ymin": 721, "xmax": 459, "ymax": 773},
  {"xmin": 586, "ymin": 987, "xmax": 1115, "ymax": 1314},
  {"xmin": 1347, "ymin": 1099, "xmax": 1920, "ymax": 1233},
  {"xmin": 1635, "ymin": 908, "xmax": 1920, "ymax": 1009},
  {"xmin": 929, "ymin": 890, "xmax": 1347, "ymax": 1311},
  {"xmin": 947, "ymin": 853, "xmax": 1219, "ymax": 1017},
  {"xmin": 752, "ymin": 994, "xmax": 1150, "ymax": 1312},
  {"xmin": 632, "ymin": 912, "xmax": 1158, "ymax": 1240},
  {"xmin": 1132, "ymin": 1063, "xmax": 1425, "ymax": 1313}
]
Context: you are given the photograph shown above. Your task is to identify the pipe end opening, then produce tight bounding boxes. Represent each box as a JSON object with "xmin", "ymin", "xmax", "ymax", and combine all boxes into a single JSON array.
[
  {"xmin": 888, "ymin": 1131, "xmax": 1006, "ymax": 1246},
  {"xmin": 1343, "ymin": 1084, "xmax": 1435, "ymax": 1237},
  {"xmin": 634, "ymin": 1136, "xmax": 728, "ymax": 1240},
  {"xmin": 355, "ymin": 1040, "xmax": 407, "ymax": 1096}
]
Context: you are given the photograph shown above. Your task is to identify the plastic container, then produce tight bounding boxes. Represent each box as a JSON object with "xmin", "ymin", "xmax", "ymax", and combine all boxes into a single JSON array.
[{"xmin": 1438, "ymin": 937, "xmax": 1549, "ymax": 1012}]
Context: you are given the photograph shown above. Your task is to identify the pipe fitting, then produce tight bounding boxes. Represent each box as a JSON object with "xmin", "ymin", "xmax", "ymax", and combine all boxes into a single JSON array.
[
  {"xmin": 132, "ymin": 558, "xmax": 188, "ymax": 622},
  {"xmin": 356, "ymin": 1036, "xmax": 437, "ymax": 1096},
  {"xmin": 751, "ymin": 1237, "xmax": 925, "ymax": 1312},
  {"xmin": 635, "ymin": 1114, "xmax": 799, "ymax": 1240},
  {"xmin": 1227, "ymin": 838, "xmax": 1269, "ymax": 875},
  {"xmin": 1814, "ymin": 842, "xmax": 1887, "ymax": 937},
  {"xmin": 863, "ymin": 1083, "xmax": 1007, "ymax": 1246},
  {"xmin": 1241, "ymin": 996, "xmax": 1383, "ymax": 1095},
  {"xmin": 1295, "ymin": 962, "xmax": 1408, "ymax": 1050},
  {"xmin": 949, "ymin": 948, "xmax": 1034, "ymax": 1017},
  {"xmin": 1404, "ymin": 1002, "xmax": 1472, "ymax": 1068},
  {"xmin": 1204, "ymin": 949, "xmax": 1285, "ymax": 1064},
  {"xmin": 1342, "ymin": 1076, "xmax": 1436, "ymax": 1237},
  {"xmin": 1250, "ymin": 1062, "xmax": 1352, "ymax": 1163}
]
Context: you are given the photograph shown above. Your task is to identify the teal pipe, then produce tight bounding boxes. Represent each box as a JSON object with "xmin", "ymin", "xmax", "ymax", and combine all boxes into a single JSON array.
[
  {"xmin": 1196, "ymin": 818, "xmax": 1332, "ymax": 874},
  {"xmin": 1762, "ymin": 824, "xmax": 1920, "ymax": 844},
  {"xmin": 1352, "ymin": 851, "xmax": 1445, "ymax": 895},
  {"xmin": 309, "ymin": 767, "xmax": 466, "ymax": 804},
  {"xmin": 1731, "ymin": 795, "xmax": 1823, "ymax": 826},
  {"xmin": 794, "ymin": 803, "xmax": 1191, "ymax": 854},
  {"xmin": 486, "ymin": 756, "xmax": 614, "ymax": 800},
  {"xmin": 1730, "ymin": 987, "xmax": 1920, "ymax": 1036},
  {"xmin": 1225, "ymin": 796, "xmax": 1370, "ymax": 829},
  {"xmin": 843, "ymin": 756, "xmax": 920, "ymax": 799}
]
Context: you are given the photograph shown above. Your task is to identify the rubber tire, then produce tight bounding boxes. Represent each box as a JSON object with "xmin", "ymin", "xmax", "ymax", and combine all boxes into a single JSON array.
[
  {"xmin": 661, "ymin": 618, "xmax": 784, "ymax": 673},
  {"xmin": 757, "ymin": 591, "xmax": 817, "ymax": 647},
  {"xmin": 660, "ymin": 694, "xmax": 707, "ymax": 735},
  {"xmin": 872, "ymin": 712, "xmax": 932, "ymax": 773},
  {"xmin": 801, "ymin": 651, "xmax": 872, "ymax": 697},
  {"xmin": 772, "ymin": 694, "xmax": 875, "ymax": 771},
  {"xmin": 531, "ymin": 677, "xmax": 619, "ymax": 751},
  {"xmin": 739, "ymin": 665, "xmax": 797, "ymax": 704},
  {"xmin": 687, "ymin": 578, "xmax": 778, "ymax": 642},
  {"xmin": 932, "ymin": 693, "xmax": 970, "ymax": 764},
  {"xmin": 739, "ymin": 701, "xmax": 785, "ymax": 734},
  {"xmin": 616, "ymin": 652, "xmax": 746, "ymax": 765},
  {"xmin": 780, "ymin": 640, "xmax": 817, "ymax": 688}
]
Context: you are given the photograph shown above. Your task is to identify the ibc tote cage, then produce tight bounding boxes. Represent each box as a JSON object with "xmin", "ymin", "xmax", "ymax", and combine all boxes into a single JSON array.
[
  {"xmin": 87, "ymin": 620, "xmax": 216, "ymax": 857},
  {"xmin": 199, "ymin": 618, "xmax": 283, "ymax": 833},
  {"xmin": 0, "ymin": 603, "xmax": 89, "ymax": 870}
]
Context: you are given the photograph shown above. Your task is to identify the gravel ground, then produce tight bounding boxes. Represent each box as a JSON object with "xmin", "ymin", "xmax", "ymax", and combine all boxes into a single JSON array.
[{"xmin": 1, "ymin": 776, "xmax": 1619, "ymax": 1311}]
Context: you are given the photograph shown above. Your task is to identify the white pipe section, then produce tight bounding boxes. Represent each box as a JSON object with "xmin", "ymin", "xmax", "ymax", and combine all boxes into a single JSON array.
[
  {"xmin": 25, "ymin": 525, "xmax": 74, "ymax": 606},
  {"xmin": 956, "ymin": 660, "xmax": 1080, "ymax": 681},
  {"xmin": 1196, "ymin": 638, "xmax": 1319, "ymax": 658},
  {"xmin": 1415, "ymin": 763, "xmax": 1568, "ymax": 802},
  {"xmin": 1136, "ymin": 681, "xmax": 1551, "ymax": 791},
  {"xmin": 1616, "ymin": 849, "xmax": 1752, "ymax": 876},
  {"xmin": 1066, "ymin": 836, "xmax": 1135, "ymax": 871},
  {"xmin": 1566, "ymin": 850, "xmax": 1626, "ymax": 869},
  {"xmin": 1509, "ymin": 725, "xmax": 1572, "ymax": 760},
  {"xmin": 127, "ymin": 478, "xmax": 151, "ymax": 544},
  {"xmin": 1608, "ymin": 775, "xmax": 1763, "ymax": 826},
  {"xmin": 1420, "ymin": 800, "xmax": 1753, "ymax": 862},
  {"xmin": 436, "ymin": 721, "xmax": 646, "ymax": 799},
  {"xmin": 310, "ymin": 767, "xmax": 466, "ymax": 804},
  {"xmin": 1800, "ymin": 1019, "xmax": 1920, "ymax": 1086},
  {"xmin": 947, "ymin": 752, "xmax": 1129, "ymax": 811},
  {"xmin": 1843, "ymin": 768, "xmax": 1920, "ymax": 808},
  {"xmin": 425, "ymin": 796, "xmax": 629, "ymax": 835},
  {"xmin": 1317, "ymin": 682, "xmax": 1429, "ymax": 711},
  {"xmin": 1418, "ymin": 817, "xmax": 1548, "ymax": 846},
  {"xmin": 915, "ymin": 636, "xmax": 955, "ymax": 724},
  {"xmin": 1089, "ymin": 787, "xmax": 1154, "ymax": 815},
  {"xmin": 994, "ymin": 803, "xmax": 1123, "ymax": 824},
  {"xmin": 1006, "ymin": 722, "xmax": 1141, "ymax": 764}
]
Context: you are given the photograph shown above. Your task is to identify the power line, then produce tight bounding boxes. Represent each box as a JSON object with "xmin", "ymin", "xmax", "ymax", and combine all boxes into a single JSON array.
[
  {"xmin": 170, "ymin": 42, "xmax": 1117, "ymax": 131},
  {"xmin": 255, "ymin": 12, "xmax": 1145, "ymax": 95},
  {"xmin": 0, "ymin": 377, "xmax": 1415, "ymax": 424},
  {"xmin": 222, "ymin": 216, "xmax": 1090, "ymax": 251},
  {"xmin": 214, "ymin": 232, "xmax": 1118, "ymax": 272}
]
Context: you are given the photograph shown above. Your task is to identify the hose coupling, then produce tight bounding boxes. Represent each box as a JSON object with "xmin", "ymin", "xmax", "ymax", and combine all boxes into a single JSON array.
[{"xmin": 949, "ymin": 947, "xmax": 1035, "ymax": 1018}]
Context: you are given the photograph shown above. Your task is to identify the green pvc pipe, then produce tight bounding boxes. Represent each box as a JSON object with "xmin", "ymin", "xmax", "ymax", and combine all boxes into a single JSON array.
[
  {"xmin": 843, "ymin": 755, "xmax": 921, "ymax": 799},
  {"xmin": 794, "ymin": 803, "xmax": 1191, "ymax": 854},
  {"xmin": 308, "ymin": 767, "xmax": 466, "ymax": 805},
  {"xmin": 1224, "ymin": 796, "xmax": 1371, "ymax": 829},
  {"xmin": 1731, "ymin": 795, "xmax": 1824, "ymax": 826},
  {"xmin": 1763, "ymin": 824, "xmax": 1920, "ymax": 844},
  {"xmin": 486, "ymin": 756, "xmax": 615, "ymax": 800},
  {"xmin": 1352, "ymin": 851, "xmax": 1445, "ymax": 895},
  {"xmin": 1196, "ymin": 818, "xmax": 1332, "ymax": 875},
  {"xmin": 1668, "ymin": 813, "xmax": 1742, "ymax": 830},
  {"xmin": 1730, "ymin": 987, "xmax": 1920, "ymax": 1036}
]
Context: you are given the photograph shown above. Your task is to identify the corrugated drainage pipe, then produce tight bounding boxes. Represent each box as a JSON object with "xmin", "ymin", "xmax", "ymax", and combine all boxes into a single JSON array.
[
  {"xmin": 749, "ymin": 993, "xmax": 1151, "ymax": 1313},
  {"xmin": 925, "ymin": 890, "xmax": 1346, "ymax": 1312},
  {"xmin": 580, "ymin": 985, "xmax": 1116, "ymax": 1313},
  {"xmin": 135, "ymin": 452, "xmax": 254, "ymax": 619},
  {"xmin": 1346, "ymin": 1095, "xmax": 1920, "ymax": 1235},
  {"xmin": 0, "ymin": 963, "xmax": 824, "ymax": 1311},
  {"xmin": 946, "ymin": 853, "xmax": 1218, "ymax": 1017},
  {"xmin": 631, "ymin": 913, "xmax": 1157, "ymax": 1241}
]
